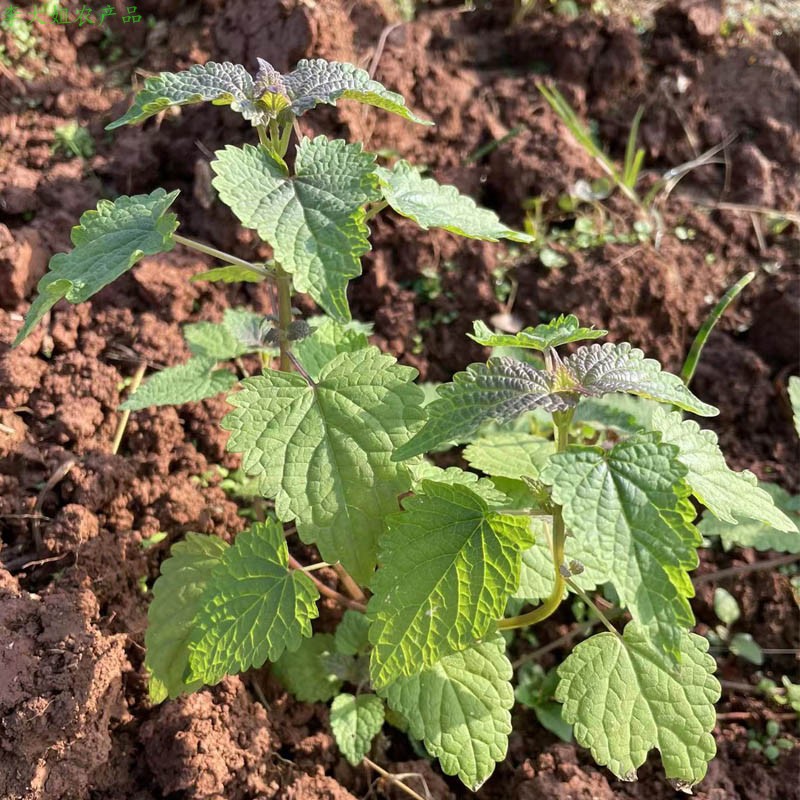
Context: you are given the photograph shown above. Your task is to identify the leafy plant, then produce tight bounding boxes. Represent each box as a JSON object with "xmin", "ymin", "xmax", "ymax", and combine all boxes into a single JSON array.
[
  {"xmin": 14, "ymin": 57, "xmax": 797, "ymax": 792},
  {"xmin": 52, "ymin": 121, "xmax": 96, "ymax": 160}
]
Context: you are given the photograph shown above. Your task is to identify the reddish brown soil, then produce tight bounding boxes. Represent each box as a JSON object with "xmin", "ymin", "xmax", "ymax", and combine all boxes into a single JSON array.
[{"xmin": 1, "ymin": 1, "xmax": 798, "ymax": 799}]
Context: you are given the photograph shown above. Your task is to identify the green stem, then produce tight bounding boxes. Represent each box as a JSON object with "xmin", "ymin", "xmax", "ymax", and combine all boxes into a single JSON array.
[
  {"xmin": 680, "ymin": 271, "xmax": 755, "ymax": 386},
  {"xmin": 275, "ymin": 265, "xmax": 293, "ymax": 372},
  {"xmin": 364, "ymin": 200, "xmax": 388, "ymax": 222},
  {"xmin": 497, "ymin": 408, "xmax": 573, "ymax": 632},
  {"xmin": 257, "ymin": 123, "xmax": 270, "ymax": 149},
  {"xmin": 565, "ymin": 578, "xmax": 621, "ymax": 637},
  {"xmin": 112, "ymin": 361, "xmax": 147, "ymax": 455},
  {"xmin": 173, "ymin": 234, "xmax": 272, "ymax": 277}
]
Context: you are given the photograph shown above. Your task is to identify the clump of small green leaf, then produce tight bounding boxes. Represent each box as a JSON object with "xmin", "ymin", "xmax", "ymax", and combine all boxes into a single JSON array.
[{"xmin": 17, "ymin": 52, "xmax": 795, "ymax": 796}]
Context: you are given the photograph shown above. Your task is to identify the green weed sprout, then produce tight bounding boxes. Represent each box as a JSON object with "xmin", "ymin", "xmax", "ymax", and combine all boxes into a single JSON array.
[{"xmin": 13, "ymin": 57, "xmax": 799, "ymax": 792}]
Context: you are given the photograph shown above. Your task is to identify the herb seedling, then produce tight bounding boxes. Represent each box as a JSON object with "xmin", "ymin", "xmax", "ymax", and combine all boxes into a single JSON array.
[{"xmin": 14, "ymin": 58, "xmax": 797, "ymax": 792}]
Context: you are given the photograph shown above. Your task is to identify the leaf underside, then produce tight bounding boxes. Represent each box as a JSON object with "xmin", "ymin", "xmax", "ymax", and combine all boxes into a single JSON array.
[
  {"xmin": 542, "ymin": 433, "xmax": 698, "ymax": 659},
  {"xmin": 557, "ymin": 623, "xmax": 720, "ymax": 787},
  {"xmin": 469, "ymin": 315, "xmax": 607, "ymax": 350},
  {"xmin": 381, "ymin": 635, "xmax": 514, "ymax": 791},
  {"xmin": 368, "ymin": 480, "xmax": 533, "ymax": 689},
  {"xmin": 271, "ymin": 633, "xmax": 342, "ymax": 703},
  {"xmin": 376, "ymin": 161, "xmax": 531, "ymax": 242},
  {"xmin": 211, "ymin": 138, "xmax": 380, "ymax": 321},
  {"xmin": 15, "ymin": 189, "xmax": 179, "ymax": 345},
  {"xmin": 283, "ymin": 59, "xmax": 431, "ymax": 124},
  {"xmin": 699, "ymin": 481, "xmax": 800, "ymax": 553},
  {"xmin": 188, "ymin": 521, "xmax": 319, "ymax": 686},
  {"xmin": 222, "ymin": 347, "xmax": 425, "ymax": 583},
  {"xmin": 565, "ymin": 343, "xmax": 718, "ymax": 417}
]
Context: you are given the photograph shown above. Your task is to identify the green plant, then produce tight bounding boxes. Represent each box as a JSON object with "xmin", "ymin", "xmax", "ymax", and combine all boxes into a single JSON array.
[
  {"xmin": 745, "ymin": 719, "xmax": 794, "ymax": 763},
  {"xmin": 52, "ymin": 121, "xmax": 95, "ymax": 159},
  {"xmin": 707, "ymin": 587, "xmax": 764, "ymax": 665},
  {"xmin": 13, "ymin": 58, "xmax": 797, "ymax": 792},
  {"xmin": 538, "ymin": 83, "xmax": 645, "ymax": 207}
]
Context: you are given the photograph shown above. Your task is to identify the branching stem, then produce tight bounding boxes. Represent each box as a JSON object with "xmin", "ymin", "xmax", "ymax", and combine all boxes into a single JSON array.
[
  {"xmin": 173, "ymin": 233, "xmax": 272, "ymax": 278},
  {"xmin": 112, "ymin": 361, "xmax": 147, "ymax": 454},
  {"xmin": 497, "ymin": 408, "xmax": 574, "ymax": 632},
  {"xmin": 287, "ymin": 554, "xmax": 366, "ymax": 613}
]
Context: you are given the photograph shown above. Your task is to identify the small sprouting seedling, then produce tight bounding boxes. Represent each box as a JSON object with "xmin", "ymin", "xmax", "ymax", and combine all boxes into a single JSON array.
[
  {"xmin": 52, "ymin": 121, "xmax": 95, "ymax": 160},
  {"xmin": 707, "ymin": 587, "xmax": 764, "ymax": 665},
  {"xmin": 538, "ymin": 83, "xmax": 645, "ymax": 207},
  {"xmin": 746, "ymin": 720, "xmax": 794, "ymax": 763},
  {"xmin": 13, "ymin": 58, "xmax": 797, "ymax": 793}
]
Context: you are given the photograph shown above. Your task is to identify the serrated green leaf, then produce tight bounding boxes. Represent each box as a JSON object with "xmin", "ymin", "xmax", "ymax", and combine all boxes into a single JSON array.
[
  {"xmin": 330, "ymin": 694, "xmax": 385, "ymax": 765},
  {"xmin": 651, "ymin": 408, "xmax": 795, "ymax": 533},
  {"xmin": 271, "ymin": 633, "xmax": 342, "ymax": 702},
  {"xmin": 190, "ymin": 265, "xmax": 267, "ymax": 283},
  {"xmin": 284, "ymin": 58, "xmax": 431, "ymax": 124},
  {"xmin": 789, "ymin": 376, "xmax": 800, "ymax": 438},
  {"xmin": 565, "ymin": 343, "xmax": 718, "ymax": 417},
  {"xmin": 394, "ymin": 358, "xmax": 578, "ymax": 461},
  {"xmin": 292, "ymin": 316, "xmax": 370, "ymax": 381},
  {"xmin": 222, "ymin": 347, "xmax": 424, "ymax": 583},
  {"xmin": 106, "ymin": 62, "xmax": 266, "ymax": 130},
  {"xmin": 120, "ymin": 357, "xmax": 237, "ymax": 410},
  {"xmin": 335, "ymin": 610, "xmax": 372, "ymax": 656},
  {"xmin": 212, "ymin": 139, "xmax": 380, "ymax": 321},
  {"xmin": 380, "ymin": 635, "xmax": 513, "ymax": 791},
  {"xmin": 698, "ymin": 481, "xmax": 800, "ymax": 553},
  {"xmin": 188, "ymin": 521, "xmax": 319, "ymax": 685},
  {"xmin": 145, "ymin": 534, "xmax": 229, "ymax": 702},
  {"xmin": 184, "ymin": 320, "xmax": 248, "ymax": 361},
  {"xmin": 376, "ymin": 161, "xmax": 531, "ymax": 242},
  {"xmin": 469, "ymin": 315, "xmax": 606, "ymax": 350},
  {"xmin": 14, "ymin": 189, "xmax": 178, "ymax": 345},
  {"xmin": 462, "ymin": 432, "xmax": 554, "ymax": 479},
  {"xmin": 368, "ymin": 480, "xmax": 533, "ymax": 689},
  {"xmin": 556, "ymin": 623, "xmax": 720, "ymax": 786},
  {"xmin": 542, "ymin": 433, "xmax": 698, "ymax": 659}
]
